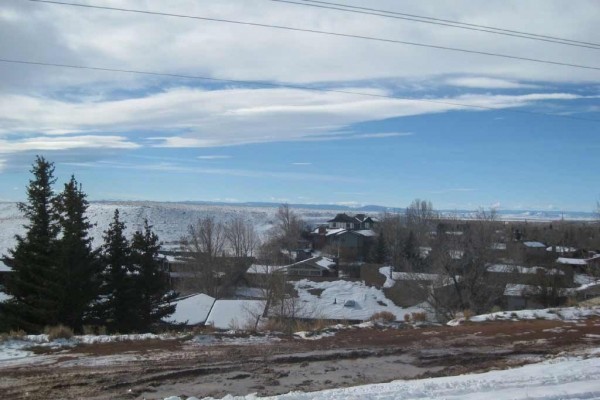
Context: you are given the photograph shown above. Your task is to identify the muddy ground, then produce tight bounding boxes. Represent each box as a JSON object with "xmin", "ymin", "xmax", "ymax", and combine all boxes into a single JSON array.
[{"xmin": 1, "ymin": 317, "xmax": 600, "ymax": 400}]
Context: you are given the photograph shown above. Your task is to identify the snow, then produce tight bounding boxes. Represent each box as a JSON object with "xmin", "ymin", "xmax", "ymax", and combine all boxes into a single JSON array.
[
  {"xmin": 0, "ymin": 260, "xmax": 11, "ymax": 272},
  {"xmin": 0, "ymin": 290, "xmax": 11, "ymax": 302},
  {"xmin": 575, "ymin": 274, "xmax": 598, "ymax": 286},
  {"xmin": 448, "ymin": 306, "xmax": 600, "ymax": 325},
  {"xmin": 315, "ymin": 257, "xmax": 335, "ymax": 269},
  {"xmin": 166, "ymin": 293, "xmax": 216, "ymax": 325},
  {"xmin": 547, "ymin": 246, "xmax": 577, "ymax": 253},
  {"xmin": 487, "ymin": 264, "xmax": 565, "ymax": 275},
  {"xmin": 205, "ymin": 300, "xmax": 265, "ymax": 330},
  {"xmin": 166, "ymin": 353, "xmax": 600, "ymax": 400},
  {"xmin": 523, "ymin": 241, "xmax": 546, "ymax": 248},
  {"xmin": 293, "ymin": 279, "xmax": 418, "ymax": 321},
  {"xmin": 247, "ymin": 264, "xmax": 286, "ymax": 274},
  {"xmin": 352, "ymin": 229, "xmax": 376, "ymax": 237},
  {"xmin": 557, "ymin": 257, "xmax": 588, "ymax": 266}
]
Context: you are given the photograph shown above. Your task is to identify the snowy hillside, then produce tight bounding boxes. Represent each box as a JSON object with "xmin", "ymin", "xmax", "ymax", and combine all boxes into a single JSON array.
[{"xmin": 0, "ymin": 201, "xmax": 339, "ymax": 257}]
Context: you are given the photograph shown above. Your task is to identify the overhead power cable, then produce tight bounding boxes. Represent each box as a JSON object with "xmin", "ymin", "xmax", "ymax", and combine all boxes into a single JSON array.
[
  {"xmin": 275, "ymin": 0, "xmax": 600, "ymax": 50},
  {"xmin": 0, "ymin": 58, "xmax": 598, "ymax": 123},
  {"xmin": 23, "ymin": 0, "xmax": 600, "ymax": 72},
  {"xmin": 270, "ymin": 0, "xmax": 600, "ymax": 50}
]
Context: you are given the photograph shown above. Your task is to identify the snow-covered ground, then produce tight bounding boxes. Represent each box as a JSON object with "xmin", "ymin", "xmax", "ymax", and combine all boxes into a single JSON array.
[
  {"xmin": 166, "ymin": 293, "xmax": 216, "ymax": 325},
  {"xmin": 448, "ymin": 306, "xmax": 600, "ymax": 326},
  {"xmin": 293, "ymin": 279, "xmax": 422, "ymax": 321},
  {"xmin": 164, "ymin": 351, "xmax": 600, "ymax": 400}
]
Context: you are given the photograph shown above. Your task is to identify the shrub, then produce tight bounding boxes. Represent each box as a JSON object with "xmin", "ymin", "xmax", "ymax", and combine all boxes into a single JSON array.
[
  {"xmin": 410, "ymin": 312, "xmax": 427, "ymax": 322},
  {"xmin": 369, "ymin": 311, "xmax": 396, "ymax": 323},
  {"xmin": 44, "ymin": 325, "xmax": 74, "ymax": 340},
  {"xmin": 463, "ymin": 309, "xmax": 474, "ymax": 320},
  {"xmin": 490, "ymin": 306, "xmax": 503, "ymax": 314},
  {"xmin": 403, "ymin": 313, "xmax": 411, "ymax": 323},
  {"xmin": 0, "ymin": 329, "xmax": 27, "ymax": 341}
]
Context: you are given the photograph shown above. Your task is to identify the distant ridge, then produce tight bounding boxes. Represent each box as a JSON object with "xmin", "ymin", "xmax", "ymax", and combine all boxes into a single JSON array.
[{"xmin": 93, "ymin": 200, "xmax": 596, "ymax": 221}]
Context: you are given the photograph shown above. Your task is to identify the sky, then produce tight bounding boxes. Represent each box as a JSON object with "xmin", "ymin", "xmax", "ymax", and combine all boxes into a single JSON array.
[{"xmin": 0, "ymin": 0, "xmax": 598, "ymax": 211}]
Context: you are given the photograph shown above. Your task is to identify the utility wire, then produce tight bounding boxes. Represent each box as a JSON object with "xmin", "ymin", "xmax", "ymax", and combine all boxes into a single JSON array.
[
  {"xmin": 23, "ymin": 0, "xmax": 600, "ymax": 72},
  {"xmin": 0, "ymin": 57, "xmax": 598, "ymax": 123},
  {"xmin": 270, "ymin": 0, "xmax": 600, "ymax": 50}
]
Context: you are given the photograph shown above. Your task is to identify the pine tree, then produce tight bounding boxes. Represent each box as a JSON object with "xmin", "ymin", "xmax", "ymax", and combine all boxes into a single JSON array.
[
  {"xmin": 96, "ymin": 209, "xmax": 136, "ymax": 333},
  {"xmin": 373, "ymin": 232, "xmax": 388, "ymax": 264},
  {"xmin": 54, "ymin": 176, "xmax": 99, "ymax": 331},
  {"xmin": 1, "ymin": 156, "xmax": 61, "ymax": 332},
  {"xmin": 130, "ymin": 220, "xmax": 176, "ymax": 331}
]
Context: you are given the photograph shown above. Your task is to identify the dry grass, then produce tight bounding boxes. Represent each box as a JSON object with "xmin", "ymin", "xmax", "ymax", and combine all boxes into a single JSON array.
[
  {"xmin": 0, "ymin": 329, "xmax": 27, "ymax": 341},
  {"xmin": 44, "ymin": 325, "xmax": 74, "ymax": 340},
  {"xmin": 410, "ymin": 312, "xmax": 428, "ymax": 322},
  {"xmin": 369, "ymin": 311, "xmax": 396, "ymax": 323}
]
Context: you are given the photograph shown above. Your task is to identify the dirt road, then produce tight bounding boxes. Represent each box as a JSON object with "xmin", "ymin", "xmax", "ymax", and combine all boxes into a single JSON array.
[{"xmin": 1, "ymin": 317, "xmax": 599, "ymax": 400}]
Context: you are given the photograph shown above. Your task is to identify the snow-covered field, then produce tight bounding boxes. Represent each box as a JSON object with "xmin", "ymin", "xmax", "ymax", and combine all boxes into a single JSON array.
[
  {"xmin": 0, "ymin": 201, "xmax": 339, "ymax": 257},
  {"xmin": 164, "ymin": 351, "xmax": 600, "ymax": 400}
]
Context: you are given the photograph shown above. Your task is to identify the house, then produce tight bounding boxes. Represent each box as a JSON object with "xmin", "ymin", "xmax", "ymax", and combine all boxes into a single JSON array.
[
  {"xmin": 503, "ymin": 283, "xmax": 574, "ymax": 310},
  {"xmin": 312, "ymin": 214, "xmax": 378, "ymax": 261}
]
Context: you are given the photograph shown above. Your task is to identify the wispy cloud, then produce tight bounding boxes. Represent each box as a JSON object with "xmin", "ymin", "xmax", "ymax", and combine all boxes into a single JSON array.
[
  {"xmin": 0, "ymin": 135, "xmax": 139, "ymax": 153},
  {"xmin": 197, "ymin": 155, "xmax": 232, "ymax": 160},
  {"xmin": 429, "ymin": 188, "xmax": 477, "ymax": 194},
  {"xmin": 291, "ymin": 162, "xmax": 312, "ymax": 166},
  {"xmin": 445, "ymin": 77, "xmax": 542, "ymax": 89}
]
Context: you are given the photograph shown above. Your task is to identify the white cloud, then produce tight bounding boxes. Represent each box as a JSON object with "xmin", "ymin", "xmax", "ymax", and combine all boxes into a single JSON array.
[
  {"xmin": 197, "ymin": 155, "xmax": 232, "ymax": 160},
  {"xmin": 0, "ymin": 87, "xmax": 584, "ymax": 149},
  {"xmin": 0, "ymin": 0, "xmax": 598, "ymax": 95},
  {"xmin": 445, "ymin": 77, "xmax": 542, "ymax": 89},
  {"xmin": 292, "ymin": 162, "xmax": 312, "ymax": 165},
  {"xmin": 0, "ymin": 135, "xmax": 139, "ymax": 153}
]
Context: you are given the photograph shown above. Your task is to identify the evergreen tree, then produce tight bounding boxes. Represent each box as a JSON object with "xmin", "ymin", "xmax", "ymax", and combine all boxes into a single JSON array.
[
  {"xmin": 130, "ymin": 220, "xmax": 176, "ymax": 331},
  {"xmin": 403, "ymin": 230, "xmax": 421, "ymax": 270},
  {"xmin": 54, "ymin": 176, "xmax": 99, "ymax": 331},
  {"xmin": 1, "ymin": 156, "xmax": 61, "ymax": 332},
  {"xmin": 373, "ymin": 232, "xmax": 388, "ymax": 264},
  {"xmin": 96, "ymin": 209, "xmax": 136, "ymax": 333}
]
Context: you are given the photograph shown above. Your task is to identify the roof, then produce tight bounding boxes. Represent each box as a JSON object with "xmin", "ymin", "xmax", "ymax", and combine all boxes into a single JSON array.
[
  {"xmin": 523, "ymin": 241, "xmax": 546, "ymax": 248},
  {"xmin": 327, "ymin": 213, "xmax": 357, "ymax": 223},
  {"xmin": 547, "ymin": 246, "xmax": 577, "ymax": 253},
  {"xmin": 205, "ymin": 300, "xmax": 265, "ymax": 330},
  {"xmin": 247, "ymin": 264, "xmax": 286, "ymax": 274},
  {"xmin": 557, "ymin": 257, "xmax": 588, "ymax": 266},
  {"xmin": 283, "ymin": 256, "xmax": 333, "ymax": 272},
  {"xmin": 351, "ymin": 229, "xmax": 377, "ymax": 237},
  {"xmin": 165, "ymin": 293, "xmax": 216, "ymax": 325},
  {"xmin": 504, "ymin": 283, "xmax": 575, "ymax": 297},
  {"xmin": 0, "ymin": 260, "xmax": 12, "ymax": 273},
  {"xmin": 488, "ymin": 264, "xmax": 565, "ymax": 276}
]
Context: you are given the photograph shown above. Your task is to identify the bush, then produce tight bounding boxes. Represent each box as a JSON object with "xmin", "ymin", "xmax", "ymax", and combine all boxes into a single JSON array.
[
  {"xmin": 369, "ymin": 311, "xmax": 396, "ymax": 323},
  {"xmin": 463, "ymin": 309, "xmax": 474, "ymax": 320},
  {"xmin": 0, "ymin": 329, "xmax": 27, "ymax": 341},
  {"xmin": 44, "ymin": 325, "xmax": 74, "ymax": 340},
  {"xmin": 410, "ymin": 312, "xmax": 427, "ymax": 322},
  {"xmin": 403, "ymin": 313, "xmax": 411, "ymax": 323}
]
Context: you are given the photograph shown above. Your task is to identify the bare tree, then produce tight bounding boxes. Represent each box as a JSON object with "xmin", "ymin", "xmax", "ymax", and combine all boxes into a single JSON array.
[
  {"xmin": 272, "ymin": 204, "xmax": 304, "ymax": 251},
  {"xmin": 225, "ymin": 215, "xmax": 260, "ymax": 258},
  {"xmin": 180, "ymin": 216, "xmax": 227, "ymax": 297},
  {"xmin": 406, "ymin": 199, "xmax": 438, "ymax": 243}
]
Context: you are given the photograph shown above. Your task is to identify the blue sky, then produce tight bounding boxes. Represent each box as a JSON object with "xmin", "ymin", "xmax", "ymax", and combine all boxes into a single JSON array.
[{"xmin": 0, "ymin": 0, "xmax": 598, "ymax": 211}]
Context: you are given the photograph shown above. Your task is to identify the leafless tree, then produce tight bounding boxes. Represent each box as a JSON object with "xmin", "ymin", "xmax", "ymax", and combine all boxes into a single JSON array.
[
  {"xmin": 179, "ymin": 216, "xmax": 227, "ymax": 297},
  {"xmin": 272, "ymin": 203, "xmax": 304, "ymax": 251},
  {"xmin": 224, "ymin": 215, "xmax": 260, "ymax": 258},
  {"xmin": 406, "ymin": 199, "xmax": 438, "ymax": 242}
]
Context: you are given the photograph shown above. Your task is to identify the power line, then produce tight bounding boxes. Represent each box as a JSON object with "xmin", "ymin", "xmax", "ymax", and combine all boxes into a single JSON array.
[
  {"xmin": 0, "ymin": 57, "xmax": 598, "ymax": 123},
  {"xmin": 270, "ymin": 0, "xmax": 600, "ymax": 50},
  {"xmin": 23, "ymin": 0, "xmax": 600, "ymax": 72}
]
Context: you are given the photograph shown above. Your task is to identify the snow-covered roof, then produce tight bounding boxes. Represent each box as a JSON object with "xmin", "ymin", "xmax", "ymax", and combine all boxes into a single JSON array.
[
  {"xmin": 205, "ymin": 300, "xmax": 265, "ymax": 330},
  {"xmin": 487, "ymin": 264, "xmax": 565, "ymax": 275},
  {"xmin": 523, "ymin": 241, "xmax": 546, "ymax": 248},
  {"xmin": 491, "ymin": 243, "xmax": 507, "ymax": 250},
  {"xmin": 449, "ymin": 250, "xmax": 464, "ymax": 260},
  {"xmin": 165, "ymin": 293, "xmax": 216, "ymax": 325},
  {"xmin": 351, "ymin": 229, "xmax": 377, "ymax": 237},
  {"xmin": 557, "ymin": 257, "xmax": 588, "ymax": 266},
  {"xmin": 315, "ymin": 257, "xmax": 335, "ymax": 269},
  {"xmin": 326, "ymin": 228, "xmax": 346, "ymax": 236},
  {"xmin": 547, "ymin": 246, "xmax": 577, "ymax": 253},
  {"xmin": 0, "ymin": 260, "xmax": 12, "ymax": 272},
  {"xmin": 504, "ymin": 283, "xmax": 575, "ymax": 297},
  {"xmin": 246, "ymin": 264, "xmax": 286, "ymax": 274},
  {"xmin": 293, "ymin": 279, "xmax": 418, "ymax": 321}
]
